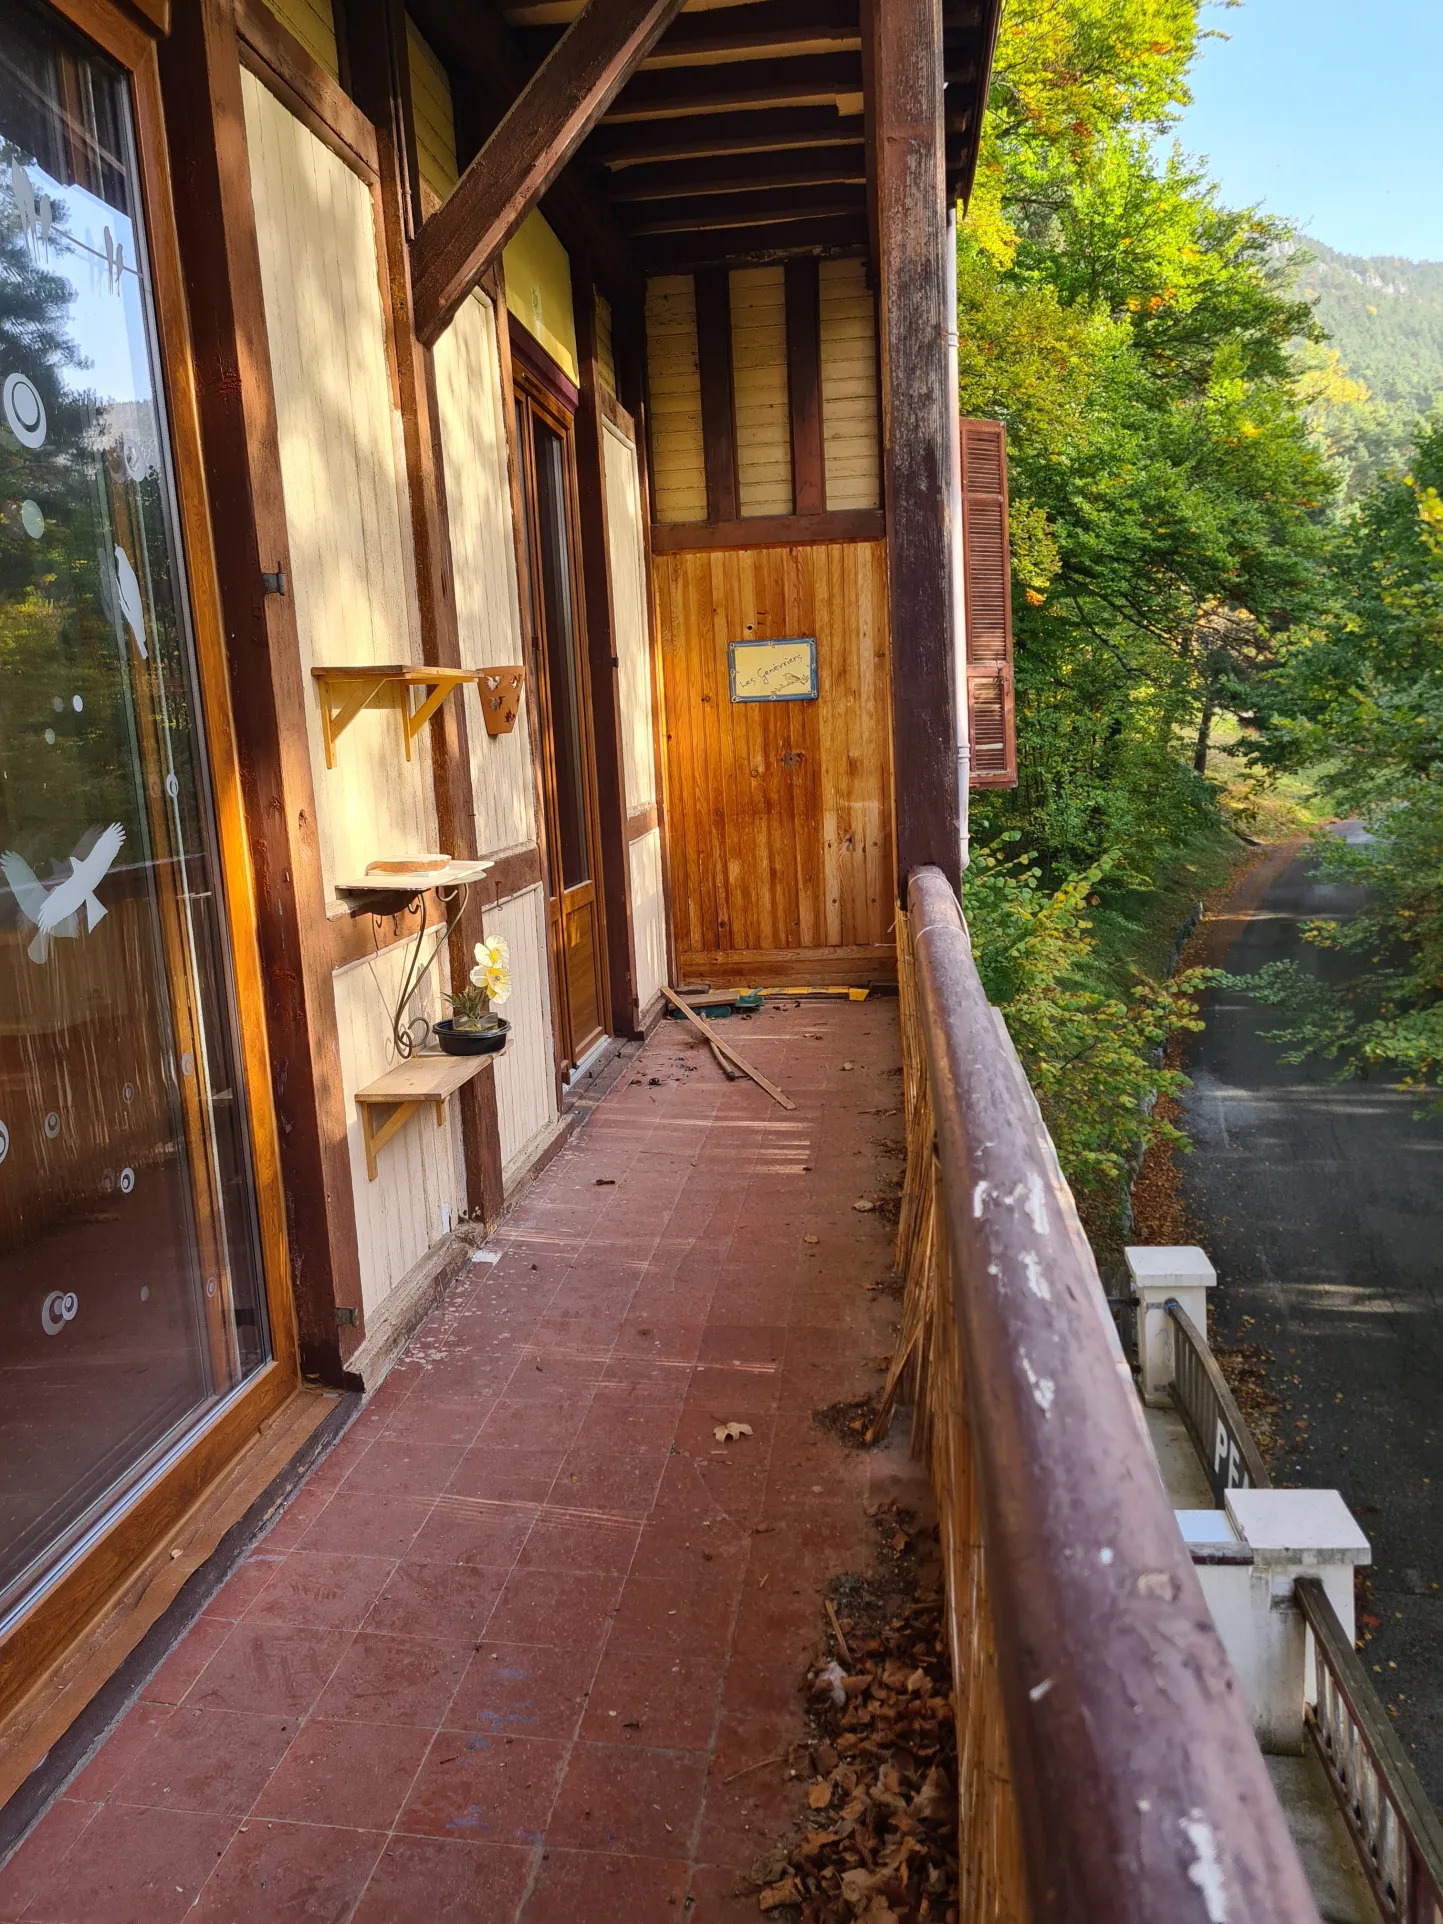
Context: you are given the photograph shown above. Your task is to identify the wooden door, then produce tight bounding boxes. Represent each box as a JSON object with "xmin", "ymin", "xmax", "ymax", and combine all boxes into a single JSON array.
[
  {"xmin": 653, "ymin": 538, "xmax": 896, "ymax": 986},
  {"xmin": 514, "ymin": 384, "xmax": 608, "ymax": 1070}
]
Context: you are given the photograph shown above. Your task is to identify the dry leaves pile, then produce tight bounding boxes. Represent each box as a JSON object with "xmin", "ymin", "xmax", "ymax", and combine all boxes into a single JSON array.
[{"xmin": 757, "ymin": 1552, "xmax": 958, "ymax": 1920}]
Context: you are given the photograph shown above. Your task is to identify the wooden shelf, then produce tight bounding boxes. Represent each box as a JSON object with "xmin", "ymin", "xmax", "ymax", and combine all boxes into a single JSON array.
[
  {"xmin": 335, "ymin": 857, "xmax": 493, "ymax": 901},
  {"xmin": 311, "ymin": 665, "xmax": 479, "ymax": 769},
  {"xmin": 354, "ymin": 1049, "xmax": 500, "ymax": 1181}
]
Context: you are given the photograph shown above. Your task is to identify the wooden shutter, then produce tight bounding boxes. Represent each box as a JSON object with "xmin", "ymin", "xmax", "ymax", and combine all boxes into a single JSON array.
[{"xmin": 960, "ymin": 417, "xmax": 1017, "ymax": 788}]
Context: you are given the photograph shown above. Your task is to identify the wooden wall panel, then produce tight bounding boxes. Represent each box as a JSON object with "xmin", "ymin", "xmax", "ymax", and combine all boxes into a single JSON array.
[
  {"xmin": 406, "ymin": 15, "xmax": 459, "ymax": 203},
  {"xmin": 433, "ymin": 288, "xmax": 537, "ymax": 854},
  {"xmin": 730, "ymin": 265, "xmax": 793, "ymax": 519},
  {"xmin": 819, "ymin": 257, "xmax": 881, "ymax": 512},
  {"xmin": 644, "ymin": 274, "xmax": 706, "ymax": 524},
  {"xmin": 333, "ymin": 943, "xmax": 464, "ymax": 1318},
  {"xmin": 259, "ymin": 0, "xmax": 339, "ymax": 79},
  {"xmin": 654, "ymin": 541, "xmax": 894, "ymax": 978},
  {"xmin": 243, "ymin": 71, "xmax": 434, "ymax": 902},
  {"xmin": 628, "ymin": 825, "xmax": 667, "ymax": 1014},
  {"xmin": 603, "ymin": 418, "xmax": 656, "ymax": 811},
  {"xmin": 484, "ymin": 884, "xmax": 559, "ymax": 1182}
]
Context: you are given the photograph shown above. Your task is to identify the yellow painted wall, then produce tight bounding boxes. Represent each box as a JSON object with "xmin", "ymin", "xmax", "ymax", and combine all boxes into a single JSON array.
[
  {"xmin": 819, "ymin": 257, "xmax": 881, "ymax": 511},
  {"xmin": 260, "ymin": 0, "xmax": 339, "ymax": 78},
  {"xmin": 643, "ymin": 274, "xmax": 706, "ymax": 524},
  {"xmin": 730, "ymin": 265, "xmax": 792, "ymax": 518},
  {"xmin": 406, "ymin": 17, "xmax": 459, "ymax": 207},
  {"xmin": 503, "ymin": 211, "xmax": 578, "ymax": 384}
]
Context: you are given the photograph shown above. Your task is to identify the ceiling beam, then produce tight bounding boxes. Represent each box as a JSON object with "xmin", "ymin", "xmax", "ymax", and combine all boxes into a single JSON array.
[
  {"xmin": 605, "ymin": 142, "xmax": 865, "ymax": 202},
  {"xmin": 621, "ymin": 182, "xmax": 865, "ymax": 235},
  {"xmin": 602, "ymin": 51, "xmax": 861, "ymax": 121},
  {"xmin": 588, "ymin": 103, "xmax": 865, "ymax": 168},
  {"xmin": 410, "ymin": 0, "xmax": 686, "ymax": 345},
  {"xmin": 635, "ymin": 210, "xmax": 868, "ymax": 271}
]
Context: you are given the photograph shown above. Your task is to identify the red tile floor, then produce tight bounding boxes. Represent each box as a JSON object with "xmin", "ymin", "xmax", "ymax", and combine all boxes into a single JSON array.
[{"xmin": 0, "ymin": 998, "xmax": 930, "ymax": 1924}]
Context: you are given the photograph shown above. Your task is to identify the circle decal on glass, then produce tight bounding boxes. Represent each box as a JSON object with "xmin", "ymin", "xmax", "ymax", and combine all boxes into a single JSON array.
[
  {"xmin": 72, "ymin": 694, "xmax": 82, "ymax": 712},
  {"xmin": 0, "ymin": 1120, "xmax": 8, "ymax": 1162},
  {"xmin": 140, "ymin": 1285, "xmax": 150, "ymax": 1302},
  {"xmin": 43, "ymin": 1111, "xmax": 59, "ymax": 1139},
  {"xmin": 43, "ymin": 728, "xmax": 54, "ymax": 745},
  {"xmin": 180, "ymin": 1051, "xmax": 194, "ymax": 1078},
  {"xmin": 51, "ymin": 695, "xmax": 62, "ymax": 712},
  {"xmin": 122, "ymin": 1082, "xmax": 134, "ymax": 1104},
  {"xmin": 205, "ymin": 1277, "xmax": 217, "ymax": 1298},
  {"xmin": 4, "ymin": 372, "xmax": 47, "ymax": 448},
  {"xmin": 118, "ymin": 1166, "xmax": 135, "ymax": 1194},
  {"xmin": 41, "ymin": 1290, "xmax": 77, "ymax": 1336},
  {"xmin": 21, "ymin": 499, "xmax": 44, "ymax": 538},
  {"xmin": 164, "ymin": 772, "xmax": 179, "ymax": 800}
]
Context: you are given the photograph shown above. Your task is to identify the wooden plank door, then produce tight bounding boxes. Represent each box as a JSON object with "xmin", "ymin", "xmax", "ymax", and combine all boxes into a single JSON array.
[{"xmin": 514, "ymin": 384, "xmax": 608, "ymax": 1070}]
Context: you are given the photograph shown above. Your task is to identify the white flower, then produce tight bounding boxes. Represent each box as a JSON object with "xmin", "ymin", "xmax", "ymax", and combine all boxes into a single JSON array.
[
  {"xmin": 485, "ymin": 966, "xmax": 512, "ymax": 1006},
  {"xmin": 469, "ymin": 936, "xmax": 513, "ymax": 1005}
]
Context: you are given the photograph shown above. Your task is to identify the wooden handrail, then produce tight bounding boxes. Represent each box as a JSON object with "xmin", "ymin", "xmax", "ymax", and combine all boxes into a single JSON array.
[
  {"xmin": 904, "ymin": 865, "xmax": 1320, "ymax": 1923},
  {"xmin": 1166, "ymin": 1297, "xmax": 1272, "ymax": 1500}
]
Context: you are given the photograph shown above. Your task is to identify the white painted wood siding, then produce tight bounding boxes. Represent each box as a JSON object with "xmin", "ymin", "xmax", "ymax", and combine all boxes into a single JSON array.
[
  {"xmin": 334, "ymin": 943, "xmax": 464, "ymax": 1318},
  {"xmin": 433, "ymin": 289, "xmax": 536, "ymax": 855},
  {"xmin": 603, "ymin": 419, "xmax": 655, "ymax": 812},
  {"xmin": 730, "ymin": 265, "xmax": 792, "ymax": 518},
  {"xmin": 243, "ymin": 71, "xmax": 433, "ymax": 904},
  {"xmin": 644, "ymin": 275, "xmax": 706, "ymax": 524},
  {"xmin": 819, "ymin": 257, "xmax": 881, "ymax": 511},
  {"xmin": 485, "ymin": 885, "xmax": 558, "ymax": 1182},
  {"xmin": 628, "ymin": 826, "xmax": 666, "ymax": 1016}
]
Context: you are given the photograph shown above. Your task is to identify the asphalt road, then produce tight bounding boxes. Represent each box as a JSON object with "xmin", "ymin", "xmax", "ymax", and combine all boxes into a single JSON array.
[{"xmin": 1181, "ymin": 826, "xmax": 1443, "ymax": 1803}]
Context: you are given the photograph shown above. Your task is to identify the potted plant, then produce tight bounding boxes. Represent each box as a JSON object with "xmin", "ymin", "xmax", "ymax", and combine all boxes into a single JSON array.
[{"xmin": 435, "ymin": 936, "xmax": 512, "ymax": 1056}]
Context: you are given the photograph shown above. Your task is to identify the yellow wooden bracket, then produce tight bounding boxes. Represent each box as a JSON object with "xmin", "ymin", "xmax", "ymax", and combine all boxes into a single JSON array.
[
  {"xmin": 312, "ymin": 666, "xmax": 480, "ymax": 769},
  {"xmin": 358, "ymin": 1095, "xmax": 447, "ymax": 1183},
  {"xmin": 353, "ymin": 1049, "xmax": 500, "ymax": 1181}
]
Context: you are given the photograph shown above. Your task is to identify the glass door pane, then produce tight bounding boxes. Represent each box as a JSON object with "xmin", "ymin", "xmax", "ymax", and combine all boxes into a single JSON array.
[
  {"xmin": 532, "ymin": 421, "xmax": 590, "ymax": 890},
  {"xmin": 0, "ymin": 1, "xmax": 270, "ymax": 1626}
]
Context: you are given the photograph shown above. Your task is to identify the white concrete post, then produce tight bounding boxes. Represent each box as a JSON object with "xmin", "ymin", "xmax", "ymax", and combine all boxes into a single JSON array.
[
  {"xmin": 1225, "ymin": 1489, "xmax": 1371, "ymax": 1753},
  {"xmin": 1125, "ymin": 1245, "xmax": 1216, "ymax": 1405}
]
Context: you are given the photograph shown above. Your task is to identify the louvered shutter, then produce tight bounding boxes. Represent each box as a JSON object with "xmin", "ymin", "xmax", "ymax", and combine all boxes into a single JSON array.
[{"xmin": 960, "ymin": 418, "xmax": 1017, "ymax": 788}]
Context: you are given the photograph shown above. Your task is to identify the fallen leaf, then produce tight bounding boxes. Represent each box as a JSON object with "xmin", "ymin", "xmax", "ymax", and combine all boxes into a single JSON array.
[
  {"xmin": 840, "ymin": 1060, "xmax": 855, "ymax": 1071},
  {"xmin": 891, "ymin": 1532, "xmax": 908, "ymax": 1552},
  {"xmin": 807, "ymin": 1780, "xmax": 833, "ymax": 1809},
  {"xmin": 802, "ymin": 1233, "xmax": 819, "ymax": 1245},
  {"xmin": 758, "ymin": 1877, "xmax": 802, "ymax": 1913},
  {"xmin": 852, "ymin": 1199, "xmax": 875, "ymax": 1213},
  {"xmin": 714, "ymin": 1421, "xmax": 754, "ymax": 1444}
]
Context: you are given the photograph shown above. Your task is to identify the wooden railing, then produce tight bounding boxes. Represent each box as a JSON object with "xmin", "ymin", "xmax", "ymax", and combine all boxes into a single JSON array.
[
  {"xmin": 1167, "ymin": 1298, "xmax": 1271, "ymax": 1502},
  {"xmin": 1298, "ymin": 1585, "xmax": 1443, "ymax": 1924},
  {"xmin": 879, "ymin": 867, "xmax": 1322, "ymax": 1923}
]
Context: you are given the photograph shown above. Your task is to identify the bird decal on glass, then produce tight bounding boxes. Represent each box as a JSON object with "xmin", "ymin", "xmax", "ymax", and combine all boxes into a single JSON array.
[
  {"xmin": 114, "ymin": 543, "xmax": 147, "ymax": 659},
  {"xmin": 2, "ymin": 824, "xmax": 125, "ymax": 964}
]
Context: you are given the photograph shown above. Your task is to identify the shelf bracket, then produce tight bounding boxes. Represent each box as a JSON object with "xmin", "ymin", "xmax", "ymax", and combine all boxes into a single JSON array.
[{"xmin": 359, "ymin": 1095, "xmax": 447, "ymax": 1182}]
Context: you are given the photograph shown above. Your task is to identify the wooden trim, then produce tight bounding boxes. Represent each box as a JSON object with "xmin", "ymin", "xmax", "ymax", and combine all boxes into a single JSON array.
[
  {"xmin": 161, "ymin": 0, "xmax": 366, "ymax": 1373},
  {"xmin": 489, "ymin": 267, "xmax": 568, "ymax": 1109},
  {"xmin": 575, "ymin": 283, "xmax": 642, "ymax": 1038},
  {"xmin": 677, "ymin": 943, "xmax": 898, "ymax": 988},
  {"xmin": 409, "ymin": 0, "xmax": 685, "ymax": 343},
  {"xmin": 599, "ymin": 385, "xmax": 635, "ymax": 441},
  {"xmin": 234, "ymin": 0, "xmax": 379, "ymax": 184},
  {"xmin": 872, "ymin": 0, "xmax": 960, "ymax": 891},
  {"xmin": 325, "ymin": 848, "xmax": 544, "ymax": 971},
  {"xmin": 47, "ymin": 0, "xmax": 150, "ymax": 61},
  {"xmin": 695, "ymin": 265, "xmax": 739, "ymax": 523},
  {"xmin": 627, "ymin": 801, "xmax": 660, "ymax": 842},
  {"xmin": 651, "ymin": 509, "xmax": 883, "ymax": 552},
  {"xmin": 508, "ymin": 318, "xmax": 581, "ymax": 415},
  {"xmin": 785, "ymin": 254, "xmax": 825, "ymax": 514},
  {"xmin": 0, "ymin": 1378, "xmax": 332, "ymax": 1792}
]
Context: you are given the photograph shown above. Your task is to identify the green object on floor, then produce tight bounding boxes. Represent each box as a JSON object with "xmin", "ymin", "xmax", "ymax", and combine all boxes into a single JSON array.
[{"xmin": 666, "ymin": 992, "xmax": 762, "ymax": 1020}]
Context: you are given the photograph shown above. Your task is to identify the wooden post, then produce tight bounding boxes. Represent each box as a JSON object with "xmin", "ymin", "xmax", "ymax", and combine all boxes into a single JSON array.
[
  {"xmin": 341, "ymin": 0, "xmax": 504, "ymax": 1229},
  {"xmin": 695, "ymin": 265, "xmax": 739, "ymax": 524},
  {"xmin": 158, "ymin": 0, "xmax": 366, "ymax": 1379},
  {"xmin": 785, "ymin": 255, "xmax": 825, "ymax": 514},
  {"xmin": 574, "ymin": 283, "xmax": 644, "ymax": 1037},
  {"xmin": 871, "ymin": 0, "xmax": 962, "ymax": 895}
]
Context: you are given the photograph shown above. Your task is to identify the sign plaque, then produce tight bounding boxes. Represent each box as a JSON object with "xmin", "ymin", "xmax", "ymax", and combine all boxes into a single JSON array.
[{"xmin": 728, "ymin": 637, "xmax": 818, "ymax": 703}]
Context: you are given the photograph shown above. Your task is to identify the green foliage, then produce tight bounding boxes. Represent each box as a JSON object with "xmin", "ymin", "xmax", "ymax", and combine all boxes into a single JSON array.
[{"xmin": 965, "ymin": 839, "xmax": 1217, "ymax": 1203}]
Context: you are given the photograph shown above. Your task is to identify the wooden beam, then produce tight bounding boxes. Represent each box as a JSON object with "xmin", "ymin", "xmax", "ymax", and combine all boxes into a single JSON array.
[
  {"xmin": 574, "ymin": 282, "xmax": 644, "ymax": 1037},
  {"xmin": 695, "ymin": 266, "xmax": 739, "ymax": 524},
  {"xmin": 621, "ymin": 183, "xmax": 865, "ymax": 237},
  {"xmin": 636, "ymin": 213, "xmax": 868, "ymax": 272},
  {"xmin": 785, "ymin": 256, "xmax": 825, "ymax": 514},
  {"xmin": 872, "ymin": 0, "xmax": 962, "ymax": 892},
  {"xmin": 409, "ymin": 0, "xmax": 685, "ymax": 345},
  {"xmin": 603, "ymin": 51, "xmax": 861, "ymax": 121},
  {"xmin": 607, "ymin": 144, "xmax": 867, "ymax": 203},
  {"xmin": 642, "ymin": 0, "xmax": 860, "ymax": 64},
  {"xmin": 650, "ymin": 509, "xmax": 882, "ymax": 552},
  {"xmin": 591, "ymin": 104, "xmax": 864, "ymax": 169}
]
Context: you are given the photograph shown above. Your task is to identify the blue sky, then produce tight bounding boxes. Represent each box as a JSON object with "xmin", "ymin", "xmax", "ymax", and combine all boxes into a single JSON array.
[{"xmin": 1173, "ymin": 0, "xmax": 1443, "ymax": 263}]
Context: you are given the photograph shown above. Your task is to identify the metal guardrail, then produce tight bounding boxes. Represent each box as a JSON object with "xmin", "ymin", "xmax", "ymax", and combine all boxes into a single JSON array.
[
  {"xmin": 1297, "ymin": 1578, "xmax": 1443, "ymax": 1924},
  {"xmin": 1167, "ymin": 1297, "xmax": 1271, "ymax": 1502},
  {"xmin": 898, "ymin": 866, "xmax": 1320, "ymax": 1924}
]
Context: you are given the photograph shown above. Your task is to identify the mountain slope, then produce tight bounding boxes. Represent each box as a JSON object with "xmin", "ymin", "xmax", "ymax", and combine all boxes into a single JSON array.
[{"xmin": 1293, "ymin": 240, "xmax": 1443, "ymax": 415}]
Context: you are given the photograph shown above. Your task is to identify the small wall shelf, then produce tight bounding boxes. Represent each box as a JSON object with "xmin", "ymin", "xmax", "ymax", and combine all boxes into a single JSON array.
[
  {"xmin": 335, "ymin": 857, "xmax": 493, "ymax": 904},
  {"xmin": 354, "ymin": 1050, "xmax": 499, "ymax": 1181},
  {"xmin": 312, "ymin": 665, "xmax": 480, "ymax": 769}
]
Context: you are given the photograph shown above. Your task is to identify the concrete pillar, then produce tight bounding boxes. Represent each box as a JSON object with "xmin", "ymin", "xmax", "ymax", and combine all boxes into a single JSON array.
[
  {"xmin": 1225, "ymin": 1489, "xmax": 1371, "ymax": 1753},
  {"xmin": 1125, "ymin": 1244, "xmax": 1216, "ymax": 1405}
]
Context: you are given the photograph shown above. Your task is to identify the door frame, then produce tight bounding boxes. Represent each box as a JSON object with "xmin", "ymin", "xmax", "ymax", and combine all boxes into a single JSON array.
[
  {"xmin": 511, "ymin": 360, "xmax": 612, "ymax": 1074},
  {"xmin": 0, "ymin": 0, "xmax": 299, "ymax": 1727}
]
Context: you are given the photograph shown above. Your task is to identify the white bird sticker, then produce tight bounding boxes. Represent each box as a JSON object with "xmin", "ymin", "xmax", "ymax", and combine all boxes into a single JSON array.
[
  {"xmin": 2, "ymin": 824, "xmax": 125, "ymax": 965},
  {"xmin": 114, "ymin": 543, "xmax": 147, "ymax": 658}
]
